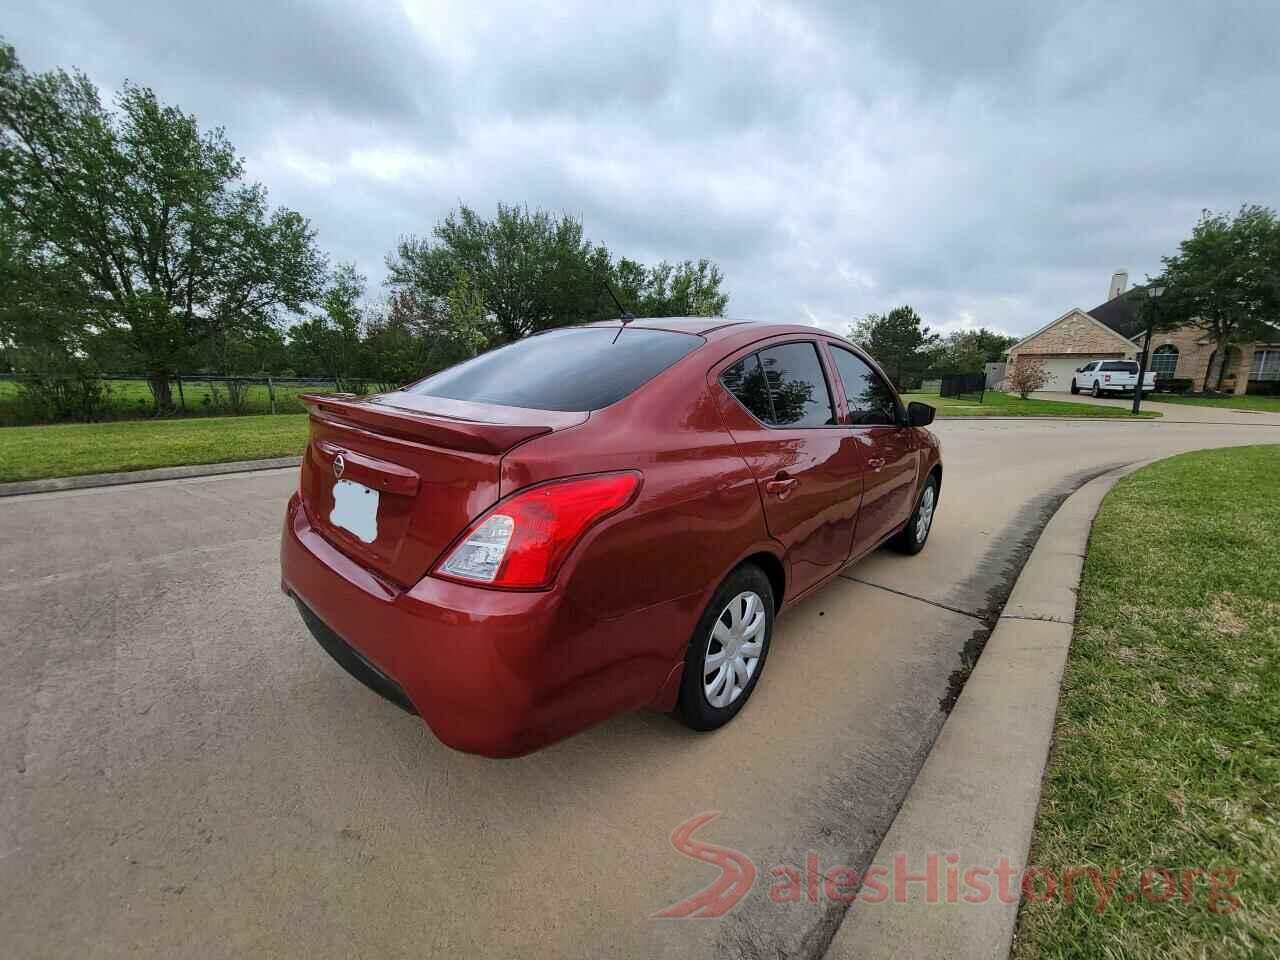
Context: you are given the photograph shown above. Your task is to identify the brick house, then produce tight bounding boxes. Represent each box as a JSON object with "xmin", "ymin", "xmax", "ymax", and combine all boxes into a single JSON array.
[{"xmin": 1006, "ymin": 271, "xmax": 1280, "ymax": 393}]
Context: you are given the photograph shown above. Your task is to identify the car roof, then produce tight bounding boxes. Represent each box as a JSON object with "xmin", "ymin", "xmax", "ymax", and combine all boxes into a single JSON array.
[
  {"xmin": 584, "ymin": 317, "xmax": 848, "ymax": 344},
  {"xmin": 583, "ymin": 316, "xmax": 747, "ymax": 335}
]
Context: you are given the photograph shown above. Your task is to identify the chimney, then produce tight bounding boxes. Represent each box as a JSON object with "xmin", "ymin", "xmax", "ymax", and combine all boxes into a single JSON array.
[{"xmin": 1108, "ymin": 270, "xmax": 1128, "ymax": 301}]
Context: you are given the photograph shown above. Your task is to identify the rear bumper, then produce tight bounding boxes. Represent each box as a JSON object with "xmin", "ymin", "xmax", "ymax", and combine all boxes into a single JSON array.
[{"xmin": 280, "ymin": 494, "xmax": 691, "ymax": 757}]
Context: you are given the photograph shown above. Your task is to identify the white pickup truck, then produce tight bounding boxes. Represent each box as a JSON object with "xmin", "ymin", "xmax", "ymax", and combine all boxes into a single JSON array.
[{"xmin": 1070, "ymin": 360, "xmax": 1157, "ymax": 397}]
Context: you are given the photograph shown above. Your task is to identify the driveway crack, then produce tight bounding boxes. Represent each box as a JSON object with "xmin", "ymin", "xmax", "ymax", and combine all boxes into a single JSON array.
[
  {"xmin": 837, "ymin": 575, "xmax": 989, "ymax": 623},
  {"xmin": 1000, "ymin": 613, "xmax": 1073, "ymax": 624}
]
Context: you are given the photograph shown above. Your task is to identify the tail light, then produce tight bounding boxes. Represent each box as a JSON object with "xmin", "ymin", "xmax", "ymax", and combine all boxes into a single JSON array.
[{"xmin": 433, "ymin": 472, "xmax": 641, "ymax": 589}]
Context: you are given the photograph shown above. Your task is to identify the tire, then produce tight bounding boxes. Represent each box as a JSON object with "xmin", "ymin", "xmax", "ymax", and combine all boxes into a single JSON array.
[
  {"xmin": 1070, "ymin": 379, "xmax": 1079, "ymax": 395},
  {"xmin": 1091, "ymin": 381, "xmax": 1101, "ymax": 398},
  {"xmin": 890, "ymin": 472, "xmax": 939, "ymax": 555},
  {"xmin": 676, "ymin": 564, "xmax": 775, "ymax": 731}
]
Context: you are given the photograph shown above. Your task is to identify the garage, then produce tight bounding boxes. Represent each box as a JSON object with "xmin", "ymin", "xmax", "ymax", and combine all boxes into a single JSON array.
[
  {"xmin": 1005, "ymin": 308, "xmax": 1138, "ymax": 393},
  {"xmin": 1033, "ymin": 356, "xmax": 1121, "ymax": 391}
]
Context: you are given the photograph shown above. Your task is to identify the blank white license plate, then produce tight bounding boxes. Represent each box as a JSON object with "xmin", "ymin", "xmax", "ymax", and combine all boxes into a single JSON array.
[{"xmin": 331, "ymin": 479, "xmax": 379, "ymax": 543}]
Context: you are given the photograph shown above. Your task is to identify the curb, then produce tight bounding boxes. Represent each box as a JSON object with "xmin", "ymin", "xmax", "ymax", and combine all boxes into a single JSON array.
[
  {"xmin": 0, "ymin": 456, "xmax": 302, "ymax": 498},
  {"xmin": 823, "ymin": 458, "xmax": 1154, "ymax": 960}
]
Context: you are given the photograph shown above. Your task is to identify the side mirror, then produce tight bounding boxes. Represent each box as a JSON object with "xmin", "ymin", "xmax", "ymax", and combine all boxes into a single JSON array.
[{"xmin": 907, "ymin": 401, "xmax": 935, "ymax": 427}]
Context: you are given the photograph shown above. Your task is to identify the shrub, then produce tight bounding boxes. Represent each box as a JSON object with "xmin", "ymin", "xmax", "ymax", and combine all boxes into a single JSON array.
[
  {"xmin": 1007, "ymin": 358, "xmax": 1050, "ymax": 399},
  {"xmin": 1157, "ymin": 377, "xmax": 1193, "ymax": 393},
  {"xmin": 15, "ymin": 369, "xmax": 111, "ymax": 423}
]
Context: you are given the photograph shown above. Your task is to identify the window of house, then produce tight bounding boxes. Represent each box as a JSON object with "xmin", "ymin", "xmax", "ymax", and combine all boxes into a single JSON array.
[
  {"xmin": 829, "ymin": 347, "xmax": 900, "ymax": 426},
  {"xmin": 1252, "ymin": 349, "xmax": 1280, "ymax": 381},
  {"xmin": 1151, "ymin": 344, "xmax": 1179, "ymax": 377}
]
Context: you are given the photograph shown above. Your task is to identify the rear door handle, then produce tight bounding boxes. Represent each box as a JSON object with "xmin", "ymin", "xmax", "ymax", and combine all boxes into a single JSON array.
[
  {"xmin": 867, "ymin": 457, "xmax": 886, "ymax": 470},
  {"xmin": 765, "ymin": 476, "xmax": 799, "ymax": 500}
]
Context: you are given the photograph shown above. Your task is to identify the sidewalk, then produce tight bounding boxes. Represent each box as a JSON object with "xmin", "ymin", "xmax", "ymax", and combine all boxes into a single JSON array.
[
  {"xmin": 823, "ymin": 460, "xmax": 1151, "ymax": 960},
  {"xmin": 1031, "ymin": 391, "xmax": 1280, "ymax": 425}
]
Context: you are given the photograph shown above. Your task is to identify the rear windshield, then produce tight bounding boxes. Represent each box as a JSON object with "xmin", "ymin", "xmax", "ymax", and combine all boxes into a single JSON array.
[
  {"xmin": 409, "ymin": 327, "xmax": 702, "ymax": 412},
  {"xmin": 1100, "ymin": 361, "xmax": 1139, "ymax": 372}
]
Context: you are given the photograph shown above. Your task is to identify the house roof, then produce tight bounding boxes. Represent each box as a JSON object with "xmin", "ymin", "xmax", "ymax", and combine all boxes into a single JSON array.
[
  {"xmin": 1090, "ymin": 286, "xmax": 1280, "ymax": 343},
  {"xmin": 1088, "ymin": 286, "xmax": 1149, "ymax": 340}
]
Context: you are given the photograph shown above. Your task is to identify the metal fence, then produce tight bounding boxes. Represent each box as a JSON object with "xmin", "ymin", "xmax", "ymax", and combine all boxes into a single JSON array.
[
  {"xmin": 0, "ymin": 372, "xmax": 409, "ymax": 426},
  {"xmin": 939, "ymin": 372, "xmax": 986, "ymax": 403},
  {"xmin": 0, "ymin": 372, "xmax": 395, "ymax": 415}
]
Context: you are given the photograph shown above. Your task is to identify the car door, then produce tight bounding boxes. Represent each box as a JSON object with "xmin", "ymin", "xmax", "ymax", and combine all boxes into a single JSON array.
[
  {"xmin": 1078, "ymin": 361, "xmax": 1096, "ymax": 387},
  {"xmin": 824, "ymin": 343, "xmax": 922, "ymax": 558},
  {"xmin": 715, "ymin": 339, "xmax": 864, "ymax": 598}
]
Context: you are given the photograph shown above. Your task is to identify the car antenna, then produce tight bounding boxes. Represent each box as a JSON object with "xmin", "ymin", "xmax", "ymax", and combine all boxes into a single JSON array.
[{"xmin": 602, "ymin": 281, "xmax": 634, "ymax": 342}]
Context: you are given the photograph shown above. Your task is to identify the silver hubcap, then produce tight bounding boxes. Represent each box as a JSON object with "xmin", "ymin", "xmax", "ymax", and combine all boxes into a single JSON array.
[
  {"xmin": 915, "ymin": 485, "xmax": 936, "ymax": 542},
  {"xmin": 703, "ymin": 591, "xmax": 766, "ymax": 708}
]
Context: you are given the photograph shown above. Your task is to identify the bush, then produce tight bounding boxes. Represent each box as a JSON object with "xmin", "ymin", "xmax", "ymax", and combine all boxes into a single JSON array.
[
  {"xmin": 1007, "ymin": 358, "xmax": 1050, "ymax": 399},
  {"xmin": 14, "ymin": 369, "xmax": 111, "ymax": 423},
  {"xmin": 1157, "ymin": 377, "xmax": 1193, "ymax": 393}
]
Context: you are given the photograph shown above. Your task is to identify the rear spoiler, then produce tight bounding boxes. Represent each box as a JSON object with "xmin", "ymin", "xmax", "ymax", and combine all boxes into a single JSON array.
[{"xmin": 301, "ymin": 393, "xmax": 586, "ymax": 455}]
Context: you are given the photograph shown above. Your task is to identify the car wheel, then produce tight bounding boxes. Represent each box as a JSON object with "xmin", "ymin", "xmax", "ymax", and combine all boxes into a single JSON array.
[
  {"xmin": 1091, "ymin": 381, "xmax": 1101, "ymax": 397},
  {"xmin": 1070, "ymin": 379, "xmax": 1079, "ymax": 395},
  {"xmin": 676, "ymin": 564, "xmax": 774, "ymax": 731},
  {"xmin": 891, "ymin": 472, "xmax": 939, "ymax": 555}
]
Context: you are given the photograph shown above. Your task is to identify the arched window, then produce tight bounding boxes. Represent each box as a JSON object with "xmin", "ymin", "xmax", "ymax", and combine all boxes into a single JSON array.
[{"xmin": 1151, "ymin": 344, "xmax": 1179, "ymax": 378}]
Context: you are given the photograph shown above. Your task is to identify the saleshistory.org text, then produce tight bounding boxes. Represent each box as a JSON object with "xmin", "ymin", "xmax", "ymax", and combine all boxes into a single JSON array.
[{"xmin": 653, "ymin": 813, "xmax": 1241, "ymax": 919}]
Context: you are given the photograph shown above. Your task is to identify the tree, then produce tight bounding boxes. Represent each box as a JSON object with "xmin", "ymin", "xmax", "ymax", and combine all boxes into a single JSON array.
[
  {"xmin": 927, "ymin": 328, "xmax": 1018, "ymax": 375},
  {"xmin": 613, "ymin": 257, "xmax": 729, "ymax": 318},
  {"xmin": 1007, "ymin": 358, "xmax": 1050, "ymax": 398},
  {"xmin": 848, "ymin": 305, "xmax": 940, "ymax": 389},
  {"xmin": 385, "ymin": 203, "xmax": 729, "ymax": 354},
  {"xmin": 1158, "ymin": 205, "xmax": 1280, "ymax": 390},
  {"xmin": 0, "ymin": 41, "xmax": 327, "ymax": 412},
  {"xmin": 286, "ymin": 263, "xmax": 368, "ymax": 388},
  {"xmin": 387, "ymin": 203, "xmax": 608, "ymax": 346},
  {"xmin": 361, "ymin": 290, "xmax": 435, "ymax": 390}
]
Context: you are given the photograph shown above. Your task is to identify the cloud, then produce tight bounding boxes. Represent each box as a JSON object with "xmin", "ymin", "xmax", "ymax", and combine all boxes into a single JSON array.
[{"xmin": 7, "ymin": 0, "xmax": 1280, "ymax": 335}]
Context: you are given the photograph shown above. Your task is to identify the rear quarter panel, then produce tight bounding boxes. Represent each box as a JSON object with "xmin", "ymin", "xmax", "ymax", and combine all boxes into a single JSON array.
[{"xmin": 499, "ymin": 364, "xmax": 773, "ymax": 633}]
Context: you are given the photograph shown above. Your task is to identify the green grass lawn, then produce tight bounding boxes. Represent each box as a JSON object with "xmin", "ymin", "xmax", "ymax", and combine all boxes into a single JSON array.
[
  {"xmin": 0, "ymin": 377, "xmax": 348, "ymax": 426},
  {"xmin": 902, "ymin": 390, "xmax": 1160, "ymax": 418},
  {"xmin": 1147, "ymin": 393, "xmax": 1280, "ymax": 414},
  {"xmin": 0, "ymin": 414, "xmax": 310, "ymax": 483},
  {"xmin": 1015, "ymin": 445, "xmax": 1280, "ymax": 959}
]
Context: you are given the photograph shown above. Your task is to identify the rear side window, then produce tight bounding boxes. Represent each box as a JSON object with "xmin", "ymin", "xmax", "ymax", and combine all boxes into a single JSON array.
[
  {"xmin": 829, "ymin": 347, "xmax": 900, "ymax": 425},
  {"xmin": 1100, "ymin": 361, "xmax": 1138, "ymax": 372},
  {"xmin": 721, "ymin": 342, "xmax": 835, "ymax": 428},
  {"xmin": 410, "ymin": 327, "xmax": 701, "ymax": 411},
  {"xmin": 720, "ymin": 354, "xmax": 775, "ymax": 423}
]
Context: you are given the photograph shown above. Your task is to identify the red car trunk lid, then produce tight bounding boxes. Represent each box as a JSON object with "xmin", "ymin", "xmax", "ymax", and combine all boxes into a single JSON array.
[{"xmin": 299, "ymin": 392, "xmax": 587, "ymax": 586}]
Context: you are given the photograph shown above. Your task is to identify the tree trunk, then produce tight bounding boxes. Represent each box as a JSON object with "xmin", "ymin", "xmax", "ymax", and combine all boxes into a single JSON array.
[
  {"xmin": 1204, "ymin": 345, "xmax": 1228, "ymax": 393},
  {"xmin": 149, "ymin": 373, "xmax": 174, "ymax": 415}
]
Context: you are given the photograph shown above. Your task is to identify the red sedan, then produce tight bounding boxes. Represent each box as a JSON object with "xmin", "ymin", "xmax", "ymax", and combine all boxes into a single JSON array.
[{"xmin": 280, "ymin": 318, "xmax": 941, "ymax": 756}]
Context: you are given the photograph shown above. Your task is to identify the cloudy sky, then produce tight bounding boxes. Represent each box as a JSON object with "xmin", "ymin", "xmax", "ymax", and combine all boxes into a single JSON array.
[{"xmin": 8, "ymin": 0, "xmax": 1280, "ymax": 336}]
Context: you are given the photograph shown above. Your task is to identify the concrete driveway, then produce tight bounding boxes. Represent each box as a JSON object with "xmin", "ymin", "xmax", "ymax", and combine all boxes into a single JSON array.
[{"xmin": 3, "ymin": 416, "xmax": 1278, "ymax": 959}]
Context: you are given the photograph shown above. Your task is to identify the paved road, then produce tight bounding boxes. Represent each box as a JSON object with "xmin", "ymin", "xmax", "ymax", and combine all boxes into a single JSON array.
[{"xmin": 3, "ymin": 416, "xmax": 1279, "ymax": 959}]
